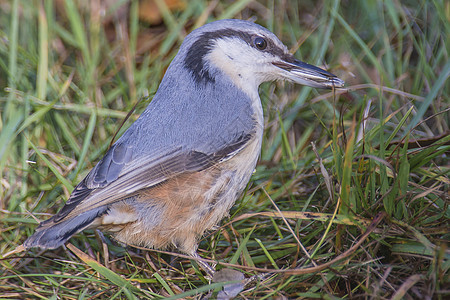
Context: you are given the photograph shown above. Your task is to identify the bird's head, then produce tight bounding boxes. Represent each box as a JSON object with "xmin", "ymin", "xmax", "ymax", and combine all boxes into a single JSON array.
[{"xmin": 175, "ymin": 19, "xmax": 344, "ymax": 95}]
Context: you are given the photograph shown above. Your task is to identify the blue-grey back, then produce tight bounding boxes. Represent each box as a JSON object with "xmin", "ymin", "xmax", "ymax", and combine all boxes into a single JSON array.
[{"xmin": 117, "ymin": 40, "xmax": 258, "ymax": 157}]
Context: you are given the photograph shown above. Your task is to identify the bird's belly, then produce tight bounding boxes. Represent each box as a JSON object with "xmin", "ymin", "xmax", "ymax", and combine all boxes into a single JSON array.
[{"xmin": 99, "ymin": 133, "xmax": 262, "ymax": 254}]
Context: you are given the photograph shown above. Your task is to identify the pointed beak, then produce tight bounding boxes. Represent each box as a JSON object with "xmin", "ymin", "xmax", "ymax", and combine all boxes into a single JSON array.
[{"xmin": 273, "ymin": 57, "xmax": 344, "ymax": 89}]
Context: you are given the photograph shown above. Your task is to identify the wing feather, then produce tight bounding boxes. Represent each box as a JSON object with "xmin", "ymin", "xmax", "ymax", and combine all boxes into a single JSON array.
[{"xmin": 44, "ymin": 132, "xmax": 252, "ymax": 224}]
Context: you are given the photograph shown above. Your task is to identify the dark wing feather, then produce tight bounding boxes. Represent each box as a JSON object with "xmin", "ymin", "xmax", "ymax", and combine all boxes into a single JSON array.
[
  {"xmin": 88, "ymin": 142, "xmax": 134, "ymax": 188},
  {"xmin": 49, "ymin": 142, "xmax": 134, "ymax": 223}
]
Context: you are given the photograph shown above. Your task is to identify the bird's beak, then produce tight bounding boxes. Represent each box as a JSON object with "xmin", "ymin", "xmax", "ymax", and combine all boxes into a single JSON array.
[{"xmin": 273, "ymin": 57, "xmax": 344, "ymax": 89}]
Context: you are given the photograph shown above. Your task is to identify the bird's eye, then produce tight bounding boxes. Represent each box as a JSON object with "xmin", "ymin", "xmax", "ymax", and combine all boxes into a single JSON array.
[{"xmin": 254, "ymin": 37, "xmax": 267, "ymax": 50}]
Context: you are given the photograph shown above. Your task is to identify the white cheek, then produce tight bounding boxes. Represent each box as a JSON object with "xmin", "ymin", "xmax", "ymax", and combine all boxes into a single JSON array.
[{"xmin": 206, "ymin": 38, "xmax": 274, "ymax": 96}]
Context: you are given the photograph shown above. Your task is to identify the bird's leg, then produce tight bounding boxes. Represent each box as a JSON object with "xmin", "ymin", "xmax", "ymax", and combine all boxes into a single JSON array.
[
  {"xmin": 244, "ymin": 272, "xmax": 275, "ymax": 287},
  {"xmin": 191, "ymin": 251, "xmax": 216, "ymax": 277}
]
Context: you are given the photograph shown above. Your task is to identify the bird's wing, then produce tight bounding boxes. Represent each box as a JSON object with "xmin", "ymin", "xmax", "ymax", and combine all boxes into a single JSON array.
[{"xmin": 46, "ymin": 132, "xmax": 253, "ymax": 224}]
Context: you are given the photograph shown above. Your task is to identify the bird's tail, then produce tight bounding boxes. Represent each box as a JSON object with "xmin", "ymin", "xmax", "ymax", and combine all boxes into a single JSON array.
[{"xmin": 24, "ymin": 207, "xmax": 107, "ymax": 250}]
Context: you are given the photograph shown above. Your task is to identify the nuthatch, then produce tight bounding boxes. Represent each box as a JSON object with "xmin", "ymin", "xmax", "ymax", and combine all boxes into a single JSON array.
[{"xmin": 24, "ymin": 19, "xmax": 344, "ymax": 274}]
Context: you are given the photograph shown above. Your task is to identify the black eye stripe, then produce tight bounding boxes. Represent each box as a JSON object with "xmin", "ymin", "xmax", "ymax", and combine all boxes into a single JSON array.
[
  {"xmin": 254, "ymin": 37, "xmax": 267, "ymax": 50},
  {"xmin": 185, "ymin": 29, "xmax": 286, "ymax": 85}
]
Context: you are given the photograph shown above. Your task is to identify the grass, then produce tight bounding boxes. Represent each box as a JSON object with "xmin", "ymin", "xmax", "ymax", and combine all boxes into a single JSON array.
[{"xmin": 1, "ymin": 0, "xmax": 449, "ymax": 298}]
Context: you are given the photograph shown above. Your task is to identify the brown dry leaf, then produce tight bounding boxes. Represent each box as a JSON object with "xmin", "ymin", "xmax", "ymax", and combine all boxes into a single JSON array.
[
  {"xmin": 213, "ymin": 268, "xmax": 245, "ymax": 300},
  {"xmin": 139, "ymin": 0, "xmax": 187, "ymax": 24}
]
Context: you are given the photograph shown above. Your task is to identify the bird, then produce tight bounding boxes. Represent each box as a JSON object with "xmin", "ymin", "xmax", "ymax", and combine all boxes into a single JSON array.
[{"xmin": 23, "ymin": 19, "xmax": 344, "ymax": 275}]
